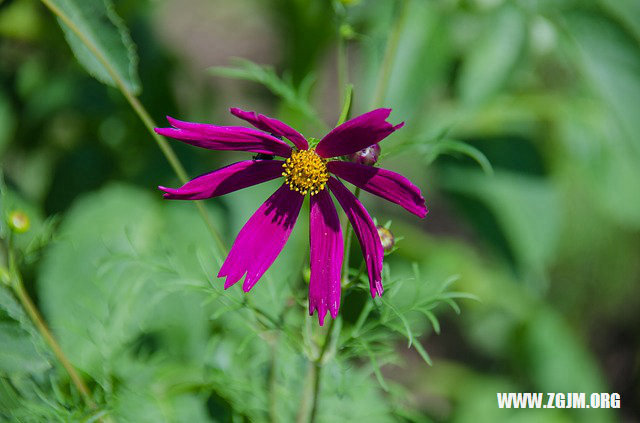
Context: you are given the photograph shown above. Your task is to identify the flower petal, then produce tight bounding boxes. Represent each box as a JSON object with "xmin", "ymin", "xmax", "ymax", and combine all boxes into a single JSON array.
[
  {"xmin": 159, "ymin": 160, "xmax": 284, "ymax": 200},
  {"xmin": 327, "ymin": 177, "xmax": 384, "ymax": 298},
  {"xmin": 155, "ymin": 116, "xmax": 293, "ymax": 157},
  {"xmin": 218, "ymin": 184, "xmax": 303, "ymax": 292},
  {"xmin": 327, "ymin": 161, "xmax": 428, "ymax": 218},
  {"xmin": 309, "ymin": 189, "xmax": 343, "ymax": 326},
  {"xmin": 230, "ymin": 108, "xmax": 309, "ymax": 150},
  {"xmin": 315, "ymin": 109, "xmax": 404, "ymax": 158}
]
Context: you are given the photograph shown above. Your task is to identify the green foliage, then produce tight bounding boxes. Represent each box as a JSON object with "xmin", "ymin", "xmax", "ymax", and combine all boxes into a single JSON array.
[
  {"xmin": 0, "ymin": 92, "xmax": 15, "ymax": 158},
  {"xmin": 34, "ymin": 184, "xmax": 432, "ymax": 421},
  {"xmin": 50, "ymin": 0, "xmax": 141, "ymax": 93},
  {"xmin": 209, "ymin": 59, "xmax": 322, "ymax": 127},
  {"xmin": 457, "ymin": 4, "xmax": 527, "ymax": 107},
  {"xmin": 1, "ymin": 0, "xmax": 638, "ymax": 421},
  {"xmin": 440, "ymin": 168, "xmax": 561, "ymax": 288}
]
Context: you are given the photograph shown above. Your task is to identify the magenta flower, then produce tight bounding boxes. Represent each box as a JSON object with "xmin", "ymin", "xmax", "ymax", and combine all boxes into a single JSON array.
[{"xmin": 156, "ymin": 108, "xmax": 427, "ymax": 325}]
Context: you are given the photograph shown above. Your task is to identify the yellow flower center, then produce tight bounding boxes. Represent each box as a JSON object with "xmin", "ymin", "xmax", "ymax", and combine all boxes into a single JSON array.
[{"xmin": 282, "ymin": 149, "xmax": 329, "ymax": 196}]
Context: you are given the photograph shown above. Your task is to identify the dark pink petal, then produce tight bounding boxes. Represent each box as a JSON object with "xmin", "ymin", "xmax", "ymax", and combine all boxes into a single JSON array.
[
  {"xmin": 327, "ymin": 177, "xmax": 384, "ymax": 298},
  {"xmin": 159, "ymin": 160, "xmax": 284, "ymax": 200},
  {"xmin": 230, "ymin": 108, "xmax": 309, "ymax": 150},
  {"xmin": 218, "ymin": 184, "xmax": 303, "ymax": 292},
  {"xmin": 155, "ymin": 116, "xmax": 292, "ymax": 157},
  {"xmin": 309, "ymin": 189, "xmax": 343, "ymax": 326},
  {"xmin": 327, "ymin": 161, "xmax": 428, "ymax": 218},
  {"xmin": 315, "ymin": 109, "xmax": 404, "ymax": 158}
]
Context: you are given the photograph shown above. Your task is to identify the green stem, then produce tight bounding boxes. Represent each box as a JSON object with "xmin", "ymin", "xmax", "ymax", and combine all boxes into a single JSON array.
[
  {"xmin": 337, "ymin": 35, "xmax": 347, "ymax": 105},
  {"xmin": 308, "ymin": 318, "xmax": 336, "ymax": 423},
  {"xmin": 303, "ymin": 188, "xmax": 361, "ymax": 423},
  {"xmin": 351, "ymin": 300, "xmax": 373, "ymax": 339},
  {"xmin": 7, "ymin": 244, "xmax": 95, "ymax": 410},
  {"xmin": 38, "ymin": 0, "xmax": 226, "ymax": 255},
  {"xmin": 371, "ymin": 0, "xmax": 409, "ymax": 108},
  {"xmin": 337, "ymin": 84, "xmax": 353, "ymax": 128},
  {"xmin": 268, "ymin": 335, "xmax": 280, "ymax": 423}
]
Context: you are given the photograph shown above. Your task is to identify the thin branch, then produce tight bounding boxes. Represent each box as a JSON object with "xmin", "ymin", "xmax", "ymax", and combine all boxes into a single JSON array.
[
  {"xmin": 39, "ymin": 0, "xmax": 226, "ymax": 255},
  {"xmin": 7, "ymin": 242, "xmax": 95, "ymax": 410}
]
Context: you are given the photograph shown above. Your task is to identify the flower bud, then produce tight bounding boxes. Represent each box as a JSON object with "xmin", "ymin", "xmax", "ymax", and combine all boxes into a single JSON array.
[
  {"xmin": 0, "ymin": 266, "xmax": 10, "ymax": 286},
  {"xmin": 339, "ymin": 23, "xmax": 356, "ymax": 40},
  {"xmin": 349, "ymin": 143, "xmax": 380, "ymax": 166},
  {"xmin": 376, "ymin": 225, "xmax": 395, "ymax": 252},
  {"xmin": 8, "ymin": 211, "xmax": 30, "ymax": 233}
]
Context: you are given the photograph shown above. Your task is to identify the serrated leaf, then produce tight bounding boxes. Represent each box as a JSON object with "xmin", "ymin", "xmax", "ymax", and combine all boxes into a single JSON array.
[
  {"xmin": 0, "ymin": 323, "xmax": 51, "ymax": 376},
  {"xmin": 50, "ymin": 0, "xmax": 140, "ymax": 94}
]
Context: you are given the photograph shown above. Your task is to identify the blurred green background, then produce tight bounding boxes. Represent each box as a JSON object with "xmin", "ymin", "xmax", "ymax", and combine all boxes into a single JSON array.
[{"xmin": 1, "ymin": 0, "xmax": 639, "ymax": 421}]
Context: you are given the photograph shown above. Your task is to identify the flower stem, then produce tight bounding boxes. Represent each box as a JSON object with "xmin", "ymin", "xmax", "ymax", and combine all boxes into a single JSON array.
[
  {"xmin": 268, "ymin": 335, "xmax": 280, "ymax": 423},
  {"xmin": 7, "ymin": 243, "xmax": 95, "ymax": 410},
  {"xmin": 372, "ymin": 0, "xmax": 409, "ymax": 108},
  {"xmin": 38, "ymin": 0, "xmax": 227, "ymax": 256},
  {"xmin": 302, "ymin": 182, "xmax": 359, "ymax": 423},
  {"xmin": 337, "ymin": 35, "xmax": 348, "ymax": 105},
  {"xmin": 296, "ymin": 317, "xmax": 336, "ymax": 423},
  {"xmin": 308, "ymin": 317, "xmax": 336, "ymax": 423}
]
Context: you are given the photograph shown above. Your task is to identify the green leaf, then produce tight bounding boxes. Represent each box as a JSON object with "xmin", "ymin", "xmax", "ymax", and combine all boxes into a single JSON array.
[
  {"xmin": 0, "ymin": 288, "xmax": 49, "ymax": 360},
  {"xmin": 422, "ymin": 310, "xmax": 440, "ymax": 335},
  {"xmin": 440, "ymin": 167, "xmax": 561, "ymax": 282},
  {"xmin": 379, "ymin": 297, "xmax": 413, "ymax": 348},
  {"xmin": 412, "ymin": 340, "xmax": 432, "ymax": 367},
  {"xmin": 358, "ymin": 340, "xmax": 389, "ymax": 391},
  {"xmin": 564, "ymin": 11, "xmax": 640, "ymax": 154},
  {"xmin": 599, "ymin": 0, "xmax": 640, "ymax": 44},
  {"xmin": 428, "ymin": 139, "xmax": 494, "ymax": 175},
  {"xmin": 457, "ymin": 4, "xmax": 527, "ymax": 106},
  {"xmin": 209, "ymin": 59, "xmax": 321, "ymax": 126},
  {"xmin": 0, "ymin": 323, "xmax": 51, "ymax": 376},
  {"xmin": 48, "ymin": 0, "xmax": 140, "ymax": 94}
]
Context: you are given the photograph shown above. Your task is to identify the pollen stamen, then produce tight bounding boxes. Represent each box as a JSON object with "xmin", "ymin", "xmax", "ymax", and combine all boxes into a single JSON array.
[{"xmin": 282, "ymin": 149, "xmax": 329, "ymax": 196}]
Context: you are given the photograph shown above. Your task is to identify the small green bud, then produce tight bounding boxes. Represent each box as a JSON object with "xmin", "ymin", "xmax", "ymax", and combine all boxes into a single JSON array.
[
  {"xmin": 0, "ymin": 266, "xmax": 10, "ymax": 286},
  {"xmin": 8, "ymin": 211, "xmax": 30, "ymax": 233},
  {"xmin": 377, "ymin": 225, "xmax": 395, "ymax": 252},
  {"xmin": 303, "ymin": 267, "xmax": 311, "ymax": 284},
  {"xmin": 339, "ymin": 23, "xmax": 356, "ymax": 40}
]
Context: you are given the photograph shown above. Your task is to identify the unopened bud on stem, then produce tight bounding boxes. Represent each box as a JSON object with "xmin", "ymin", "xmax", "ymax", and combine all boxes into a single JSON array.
[
  {"xmin": 349, "ymin": 143, "xmax": 380, "ymax": 166},
  {"xmin": 376, "ymin": 225, "xmax": 395, "ymax": 252},
  {"xmin": 8, "ymin": 211, "xmax": 30, "ymax": 234}
]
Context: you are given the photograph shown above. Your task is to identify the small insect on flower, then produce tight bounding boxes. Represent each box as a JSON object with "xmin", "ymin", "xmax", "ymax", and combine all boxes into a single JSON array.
[{"xmin": 156, "ymin": 108, "xmax": 427, "ymax": 325}]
